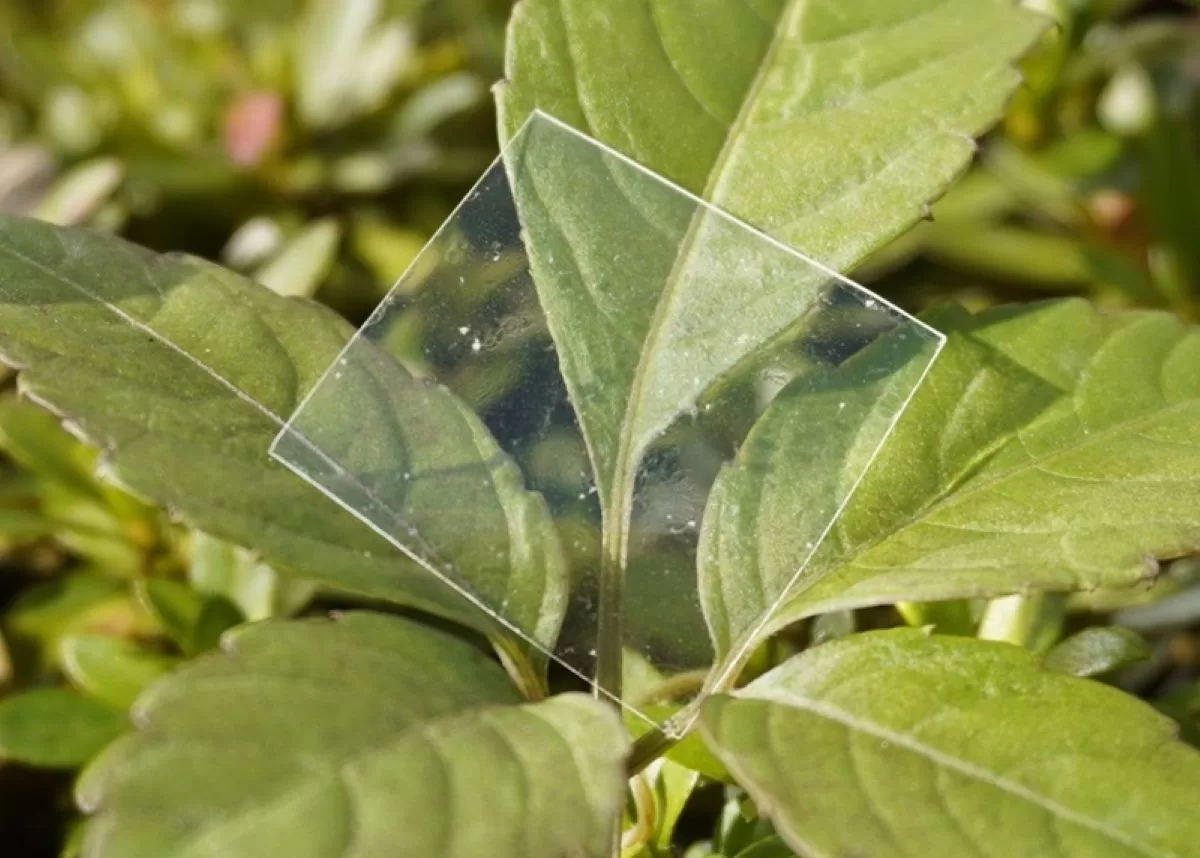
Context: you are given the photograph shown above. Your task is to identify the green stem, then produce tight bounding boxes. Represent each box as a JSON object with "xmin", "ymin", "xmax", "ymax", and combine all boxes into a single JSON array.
[
  {"xmin": 626, "ymin": 628, "xmax": 770, "ymax": 775},
  {"xmin": 492, "ymin": 636, "xmax": 548, "ymax": 701},
  {"xmin": 620, "ymin": 773, "xmax": 657, "ymax": 853},
  {"xmin": 596, "ymin": 462, "xmax": 637, "ymax": 702},
  {"xmin": 627, "ymin": 728, "xmax": 678, "ymax": 777},
  {"xmin": 627, "ymin": 658, "xmax": 749, "ymax": 776},
  {"xmin": 895, "ymin": 600, "xmax": 975, "ymax": 636},
  {"xmin": 595, "ymin": 529, "xmax": 625, "ymax": 701},
  {"xmin": 633, "ymin": 669, "xmax": 709, "ymax": 708},
  {"xmin": 977, "ymin": 593, "xmax": 1066, "ymax": 650}
]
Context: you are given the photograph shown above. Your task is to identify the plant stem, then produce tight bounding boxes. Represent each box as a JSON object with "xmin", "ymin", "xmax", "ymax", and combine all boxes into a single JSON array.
[
  {"xmin": 626, "ymin": 635, "xmax": 767, "ymax": 775},
  {"xmin": 620, "ymin": 773, "xmax": 657, "ymax": 853},
  {"xmin": 627, "ymin": 728, "xmax": 679, "ymax": 777},
  {"xmin": 492, "ymin": 636, "xmax": 548, "ymax": 701},
  {"xmin": 596, "ymin": 462, "xmax": 636, "ymax": 702},
  {"xmin": 895, "ymin": 600, "xmax": 975, "ymax": 635},
  {"xmin": 977, "ymin": 593, "xmax": 1066, "ymax": 650},
  {"xmin": 595, "ymin": 527, "xmax": 625, "ymax": 702},
  {"xmin": 633, "ymin": 669, "xmax": 709, "ymax": 708}
]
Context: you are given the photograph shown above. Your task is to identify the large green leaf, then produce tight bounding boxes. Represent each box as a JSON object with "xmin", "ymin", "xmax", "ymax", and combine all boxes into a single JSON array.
[
  {"xmin": 61, "ymin": 634, "xmax": 180, "ymax": 710},
  {"xmin": 498, "ymin": 0, "xmax": 1045, "ymax": 492},
  {"xmin": 0, "ymin": 215, "xmax": 568, "ymax": 667},
  {"xmin": 78, "ymin": 613, "xmax": 628, "ymax": 858},
  {"xmin": 500, "ymin": 0, "xmax": 1045, "ymax": 260},
  {"xmin": 702, "ymin": 629, "xmax": 1200, "ymax": 858},
  {"xmin": 498, "ymin": 0, "xmax": 1044, "ymax": 691},
  {"xmin": 0, "ymin": 688, "xmax": 126, "ymax": 769},
  {"xmin": 700, "ymin": 300, "xmax": 1200, "ymax": 665}
]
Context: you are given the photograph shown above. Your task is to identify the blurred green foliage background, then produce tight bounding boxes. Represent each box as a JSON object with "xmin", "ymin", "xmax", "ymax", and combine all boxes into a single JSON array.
[{"xmin": 0, "ymin": 0, "xmax": 1197, "ymax": 855}]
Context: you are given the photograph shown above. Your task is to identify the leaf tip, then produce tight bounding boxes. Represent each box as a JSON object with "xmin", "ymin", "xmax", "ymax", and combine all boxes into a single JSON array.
[
  {"xmin": 956, "ymin": 132, "xmax": 981, "ymax": 155},
  {"xmin": 128, "ymin": 696, "xmax": 155, "ymax": 731}
]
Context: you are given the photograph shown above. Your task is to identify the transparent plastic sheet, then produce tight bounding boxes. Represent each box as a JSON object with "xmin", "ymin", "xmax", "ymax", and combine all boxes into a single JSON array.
[{"xmin": 269, "ymin": 112, "xmax": 946, "ymax": 734}]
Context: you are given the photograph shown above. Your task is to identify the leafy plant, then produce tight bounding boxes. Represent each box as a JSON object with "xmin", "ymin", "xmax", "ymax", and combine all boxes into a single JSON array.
[
  {"xmin": 1, "ymin": 1, "xmax": 1199, "ymax": 858},
  {"xmin": 703, "ymin": 629, "xmax": 1200, "ymax": 858}
]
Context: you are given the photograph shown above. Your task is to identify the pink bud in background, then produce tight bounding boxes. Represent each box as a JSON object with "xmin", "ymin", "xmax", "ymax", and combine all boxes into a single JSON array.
[{"xmin": 223, "ymin": 91, "xmax": 284, "ymax": 168}]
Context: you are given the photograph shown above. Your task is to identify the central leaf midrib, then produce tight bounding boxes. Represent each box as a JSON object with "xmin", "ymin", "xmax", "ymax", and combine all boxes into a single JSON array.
[
  {"xmin": 613, "ymin": 0, "xmax": 796, "ymax": 502},
  {"xmin": 595, "ymin": 2, "xmax": 805, "ymax": 697}
]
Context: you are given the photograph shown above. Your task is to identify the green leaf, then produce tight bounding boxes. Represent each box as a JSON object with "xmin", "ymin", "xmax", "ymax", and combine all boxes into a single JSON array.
[
  {"xmin": 499, "ymin": 2, "xmax": 1045, "ymax": 487},
  {"xmin": 190, "ymin": 596, "xmax": 245, "ymax": 653},
  {"xmin": 1043, "ymin": 626, "xmax": 1151, "ymax": 677},
  {"xmin": 134, "ymin": 579, "xmax": 202, "ymax": 651},
  {"xmin": 731, "ymin": 838, "xmax": 795, "ymax": 858},
  {"xmin": 700, "ymin": 300, "xmax": 1200, "ymax": 667},
  {"xmin": 498, "ymin": 0, "xmax": 1043, "ymax": 692},
  {"xmin": 188, "ymin": 532, "xmax": 315, "ymax": 621},
  {"xmin": 1156, "ymin": 681, "xmax": 1200, "ymax": 747},
  {"xmin": 652, "ymin": 760, "xmax": 700, "ymax": 851},
  {"xmin": 135, "ymin": 579, "xmax": 244, "ymax": 655},
  {"xmin": 0, "ymin": 384, "xmax": 160, "ymax": 576},
  {"xmin": 0, "ymin": 504, "xmax": 56, "ymax": 543},
  {"xmin": 809, "ymin": 610, "xmax": 857, "ymax": 647},
  {"xmin": 921, "ymin": 223, "xmax": 1094, "ymax": 289},
  {"xmin": 1111, "ymin": 558, "xmax": 1200, "ymax": 633},
  {"xmin": 0, "ymin": 396, "xmax": 104, "ymax": 498},
  {"xmin": 0, "ymin": 688, "xmax": 125, "ymax": 769},
  {"xmin": 501, "ymin": 0, "xmax": 1044, "ymax": 261},
  {"xmin": 350, "ymin": 216, "xmax": 425, "ymax": 293},
  {"xmin": 701, "ymin": 629, "xmax": 1200, "ymax": 858},
  {"xmin": 77, "ymin": 613, "xmax": 628, "ymax": 858},
  {"xmin": 295, "ymin": 0, "xmax": 415, "ymax": 129},
  {"xmin": 626, "ymin": 705, "xmax": 731, "ymax": 783},
  {"xmin": 31, "ymin": 157, "xmax": 124, "ymax": 228},
  {"xmin": 4, "ymin": 572, "xmax": 149, "ymax": 676},
  {"xmin": 296, "ymin": 0, "xmax": 381, "ymax": 128},
  {"xmin": 0, "ymin": 214, "xmax": 567, "ymax": 668},
  {"xmin": 63, "ymin": 819, "xmax": 87, "ymax": 858},
  {"xmin": 395, "ymin": 72, "xmax": 486, "ymax": 137},
  {"xmin": 714, "ymin": 793, "xmax": 775, "ymax": 858},
  {"xmin": 254, "ymin": 218, "xmax": 342, "ymax": 300},
  {"xmin": 1140, "ymin": 87, "xmax": 1200, "ymax": 304},
  {"xmin": 60, "ymin": 635, "xmax": 179, "ymax": 710}
]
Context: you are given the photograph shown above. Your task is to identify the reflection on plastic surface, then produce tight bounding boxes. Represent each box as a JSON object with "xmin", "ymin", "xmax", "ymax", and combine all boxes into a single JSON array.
[{"xmin": 270, "ymin": 112, "xmax": 945, "ymax": 734}]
